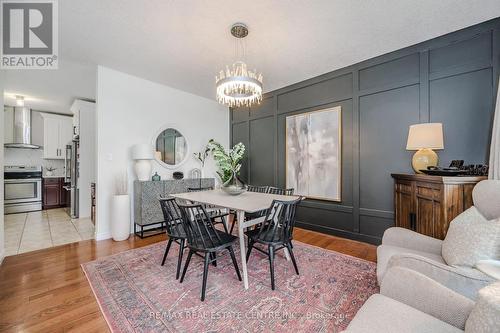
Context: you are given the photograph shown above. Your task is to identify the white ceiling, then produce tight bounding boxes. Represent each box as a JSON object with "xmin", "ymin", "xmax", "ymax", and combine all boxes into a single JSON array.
[
  {"xmin": 3, "ymin": 60, "xmax": 96, "ymax": 114},
  {"xmin": 3, "ymin": 0, "xmax": 500, "ymax": 110}
]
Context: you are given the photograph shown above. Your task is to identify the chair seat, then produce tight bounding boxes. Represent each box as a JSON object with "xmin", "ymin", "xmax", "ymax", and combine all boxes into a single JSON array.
[
  {"xmin": 196, "ymin": 209, "xmax": 229, "ymax": 221},
  {"xmin": 345, "ymin": 294, "xmax": 462, "ymax": 333},
  {"xmin": 190, "ymin": 230, "xmax": 239, "ymax": 251},
  {"xmin": 245, "ymin": 226, "xmax": 288, "ymax": 244},
  {"xmin": 165, "ymin": 221, "xmax": 187, "ymax": 239}
]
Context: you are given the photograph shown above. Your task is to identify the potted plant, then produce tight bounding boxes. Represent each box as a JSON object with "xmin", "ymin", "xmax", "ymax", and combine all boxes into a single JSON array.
[
  {"xmin": 111, "ymin": 171, "xmax": 130, "ymax": 241},
  {"xmin": 207, "ymin": 139, "xmax": 246, "ymax": 195},
  {"xmin": 193, "ymin": 145, "xmax": 211, "ymax": 178}
]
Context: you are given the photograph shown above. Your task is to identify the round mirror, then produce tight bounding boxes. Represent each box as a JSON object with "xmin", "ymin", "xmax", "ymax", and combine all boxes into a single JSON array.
[{"xmin": 154, "ymin": 128, "xmax": 188, "ymax": 168}]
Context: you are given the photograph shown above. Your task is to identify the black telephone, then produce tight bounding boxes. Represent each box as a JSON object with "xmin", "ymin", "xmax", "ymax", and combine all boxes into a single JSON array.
[
  {"xmin": 449, "ymin": 160, "xmax": 464, "ymax": 169},
  {"xmin": 426, "ymin": 160, "xmax": 463, "ymax": 172},
  {"xmin": 423, "ymin": 160, "xmax": 488, "ymax": 176}
]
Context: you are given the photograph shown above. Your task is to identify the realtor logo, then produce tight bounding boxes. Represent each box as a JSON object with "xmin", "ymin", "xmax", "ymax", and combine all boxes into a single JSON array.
[{"xmin": 1, "ymin": 0, "xmax": 58, "ymax": 69}]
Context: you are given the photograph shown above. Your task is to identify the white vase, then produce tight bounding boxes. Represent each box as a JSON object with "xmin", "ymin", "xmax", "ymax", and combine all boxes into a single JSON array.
[
  {"xmin": 134, "ymin": 159, "xmax": 152, "ymax": 181},
  {"xmin": 111, "ymin": 194, "xmax": 130, "ymax": 241}
]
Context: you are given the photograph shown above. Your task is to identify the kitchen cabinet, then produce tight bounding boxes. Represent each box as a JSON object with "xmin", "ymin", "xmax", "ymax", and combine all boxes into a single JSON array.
[
  {"xmin": 40, "ymin": 113, "xmax": 73, "ymax": 159},
  {"xmin": 42, "ymin": 177, "xmax": 68, "ymax": 209}
]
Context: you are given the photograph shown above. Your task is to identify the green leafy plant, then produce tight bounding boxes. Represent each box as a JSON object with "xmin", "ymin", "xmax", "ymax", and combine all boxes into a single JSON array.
[{"xmin": 207, "ymin": 139, "xmax": 245, "ymax": 184}]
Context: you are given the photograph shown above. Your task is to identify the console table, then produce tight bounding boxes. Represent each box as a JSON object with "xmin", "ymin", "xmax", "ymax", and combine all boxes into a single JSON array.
[
  {"xmin": 133, "ymin": 178, "xmax": 215, "ymax": 237},
  {"xmin": 392, "ymin": 173, "xmax": 486, "ymax": 239}
]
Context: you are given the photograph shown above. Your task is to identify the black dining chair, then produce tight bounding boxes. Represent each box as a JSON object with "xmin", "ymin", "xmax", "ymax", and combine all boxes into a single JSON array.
[
  {"xmin": 187, "ymin": 187, "xmax": 230, "ymax": 233},
  {"xmin": 229, "ymin": 185, "xmax": 270, "ymax": 234},
  {"xmin": 177, "ymin": 203, "xmax": 242, "ymax": 301},
  {"xmin": 267, "ymin": 186, "xmax": 295, "ymax": 196},
  {"xmin": 247, "ymin": 185, "xmax": 270, "ymax": 193},
  {"xmin": 159, "ymin": 197, "xmax": 187, "ymax": 280},
  {"xmin": 245, "ymin": 197, "xmax": 303, "ymax": 290}
]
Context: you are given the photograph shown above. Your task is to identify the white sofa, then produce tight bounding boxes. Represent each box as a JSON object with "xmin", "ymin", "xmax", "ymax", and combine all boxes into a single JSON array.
[
  {"xmin": 377, "ymin": 180, "xmax": 500, "ymax": 300},
  {"xmin": 344, "ymin": 266, "xmax": 500, "ymax": 333}
]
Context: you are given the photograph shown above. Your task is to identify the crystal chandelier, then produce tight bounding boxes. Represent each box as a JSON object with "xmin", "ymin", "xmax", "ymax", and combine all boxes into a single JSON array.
[{"xmin": 216, "ymin": 23, "xmax": 263, "ymax": 108}]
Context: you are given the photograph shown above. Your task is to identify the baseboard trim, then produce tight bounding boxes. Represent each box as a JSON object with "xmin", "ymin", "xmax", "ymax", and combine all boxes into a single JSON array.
[
  {"xmin": 0, "ymin": 249, "xmax": 5, "ymax": 265},
  {"xmin": 295, "ymin": 220, "xmax": 382, "ymax": 245}
]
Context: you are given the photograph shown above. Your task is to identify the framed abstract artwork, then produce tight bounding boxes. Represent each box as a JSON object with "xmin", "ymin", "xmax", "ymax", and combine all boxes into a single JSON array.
[{"xmin": 285, "ymin": 106, "xmax": 342, "ymax": 201}]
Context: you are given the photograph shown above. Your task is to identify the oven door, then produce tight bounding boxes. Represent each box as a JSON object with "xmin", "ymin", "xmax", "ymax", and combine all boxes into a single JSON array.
[{"xmin": 4, "ymin": 178, "xmax": 42, "ymax": 204}]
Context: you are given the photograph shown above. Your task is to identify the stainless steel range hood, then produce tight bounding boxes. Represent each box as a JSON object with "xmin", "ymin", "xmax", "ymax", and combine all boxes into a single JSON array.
[{"xmin": 4, "ymin": 106, "xmax": 41, "ymax": 149}]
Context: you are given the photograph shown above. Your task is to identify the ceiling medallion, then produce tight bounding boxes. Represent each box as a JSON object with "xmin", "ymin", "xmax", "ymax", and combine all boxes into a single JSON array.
[{"xmin": 216, "ymin": 23, "xmax": 263, "ymax": 108}]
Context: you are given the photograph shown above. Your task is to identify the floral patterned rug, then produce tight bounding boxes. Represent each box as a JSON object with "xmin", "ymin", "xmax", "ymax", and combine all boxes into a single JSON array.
[{"xmin": 82, "ymin": 240, "xmax": 378, "ymax": 332}]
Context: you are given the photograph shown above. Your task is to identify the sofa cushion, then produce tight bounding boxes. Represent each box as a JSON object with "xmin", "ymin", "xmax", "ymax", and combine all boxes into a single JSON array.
[
  {"xmin": 377, "ymin": 244, "xmax": 445, "ymax": 283},
  {"xmin": 472, "ymin": 180, "xmax": 500, "ymax": 220},
  {"xmin": 442, "ymin": 206, "xmax": 500, "ymax": 267},
  {"xmin": 344, "ymin": 294, "xmax": 462, "ymax": 333},
  {"xmin": 475, "ymin": 259, "xmax": 500, "ymax": 280},
  {"xmin": 465, "ymin": 282, "xmax": 500, "ymax": 333}
]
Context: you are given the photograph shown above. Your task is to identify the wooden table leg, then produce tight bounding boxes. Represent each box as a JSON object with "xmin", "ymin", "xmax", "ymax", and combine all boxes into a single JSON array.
[
  {"xmin": 222, "ymin": 208, "xmax": 230, "ymax": 232},
  {"xmin": 237, "ymin": 210, "xmax": 249, "ymax": 289},
  {"xmin": 284, "ymin": 247, "xmax": 291, "ymax": 261}
]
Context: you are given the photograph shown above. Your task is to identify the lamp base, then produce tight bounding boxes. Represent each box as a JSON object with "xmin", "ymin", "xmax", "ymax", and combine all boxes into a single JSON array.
[
  {"xmin": 412, "ymin": 148, "xmax": 438, "ymax": 174},
  {"xmin": 134, "ymin": 160, "xmax": 152, "ymax": 181}
]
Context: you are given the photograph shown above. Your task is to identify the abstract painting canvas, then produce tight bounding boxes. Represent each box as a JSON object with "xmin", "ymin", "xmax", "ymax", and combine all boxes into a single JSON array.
[{"xmin": 286, "ymin": 106, "xmax": 341, "ymax": 201}]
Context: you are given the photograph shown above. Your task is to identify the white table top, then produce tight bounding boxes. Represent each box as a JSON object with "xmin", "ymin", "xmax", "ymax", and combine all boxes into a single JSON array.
[{"xmin": 171, "ymin": 189, "xmax": 300, "ymax": 213}]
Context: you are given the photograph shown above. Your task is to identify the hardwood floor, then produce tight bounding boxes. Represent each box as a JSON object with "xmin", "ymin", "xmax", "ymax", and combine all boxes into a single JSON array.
[{"xmin": 0, "ymin": 227, "xmax": 376, "ymax": 332}]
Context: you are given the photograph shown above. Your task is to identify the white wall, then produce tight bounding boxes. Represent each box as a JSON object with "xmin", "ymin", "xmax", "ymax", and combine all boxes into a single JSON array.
[
  {"xmin": 0, "ymin": 74, "xmax": 5, "ymax": 263},
  {"xmin": 96, "ymin": 66, "xmax": 229, "ymax": 240}
]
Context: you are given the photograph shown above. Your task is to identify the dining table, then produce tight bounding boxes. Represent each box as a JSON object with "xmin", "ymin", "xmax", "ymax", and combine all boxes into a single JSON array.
[{"xmin": 170, "ymin": 189, "xmax": 300, "ymax": 289}]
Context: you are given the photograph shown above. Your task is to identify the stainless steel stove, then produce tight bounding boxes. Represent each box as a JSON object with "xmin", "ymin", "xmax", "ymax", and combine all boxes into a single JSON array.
[{"xmin": 4, "ymin": 165, "xmax": 42, "ymax": 214}]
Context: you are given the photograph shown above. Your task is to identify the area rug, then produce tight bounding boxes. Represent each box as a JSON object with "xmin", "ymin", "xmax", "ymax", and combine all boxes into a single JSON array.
[{"xmin": 82, "ymin": 241, "xmax": 378, "ymax": 332}]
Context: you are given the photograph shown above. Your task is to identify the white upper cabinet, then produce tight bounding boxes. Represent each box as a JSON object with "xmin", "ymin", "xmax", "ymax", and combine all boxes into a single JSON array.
[
  {"xmin": 40, "ymin": 113, "xmax": 73, "ymax": 159},
  {"xmin": 60, "ymin": 117, "xmax": 73, "ymax": 147}
]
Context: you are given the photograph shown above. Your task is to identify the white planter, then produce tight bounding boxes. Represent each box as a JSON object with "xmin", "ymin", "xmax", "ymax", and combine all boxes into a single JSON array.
[
  {"xmin": 111, "ymin": 194, "xmax": 130, "ymax": 241},
  {"xmin": 134, "ymin": 159, "xmax": 152, "ymax": 181}
]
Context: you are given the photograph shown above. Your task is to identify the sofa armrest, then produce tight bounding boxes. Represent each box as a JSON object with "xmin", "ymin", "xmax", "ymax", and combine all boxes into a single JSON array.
[
  {"xmin": 387, "ymin": 254, "xmax": 494, "ymax": 300},
  {"xmin": 380, "ymin": 266, "xmax": 475, "ymax": 329},
  {"xmin": 382, "ymin": 227, "xmax": 443, "ymax": 255}
]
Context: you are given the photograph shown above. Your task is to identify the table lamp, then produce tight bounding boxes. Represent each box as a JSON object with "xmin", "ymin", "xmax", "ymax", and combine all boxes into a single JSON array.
[
  {"xmin": 406, "ymin": 123, "xmax": 444, "ymax": 173},
  {"xmin": 132, "ymin": 144, "xmax": 154, "ymax": 181}
]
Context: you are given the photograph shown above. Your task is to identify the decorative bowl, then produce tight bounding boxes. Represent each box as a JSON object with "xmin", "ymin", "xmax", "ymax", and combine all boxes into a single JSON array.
[{"xmin": 221, "ymin": 184, "xmax": 247, "ymax": 196}]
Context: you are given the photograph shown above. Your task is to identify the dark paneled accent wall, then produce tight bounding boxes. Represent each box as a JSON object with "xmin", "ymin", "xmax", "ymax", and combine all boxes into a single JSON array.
[{"xmin": 230, "ymin": 19, "xmax": 500, "ymax": 244}]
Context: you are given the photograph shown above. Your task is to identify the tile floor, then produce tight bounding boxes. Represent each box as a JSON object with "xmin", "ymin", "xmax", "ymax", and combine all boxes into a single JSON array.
[{"xmin": 4, "ymin": 208, "xmax": 95, "ymax": 256}]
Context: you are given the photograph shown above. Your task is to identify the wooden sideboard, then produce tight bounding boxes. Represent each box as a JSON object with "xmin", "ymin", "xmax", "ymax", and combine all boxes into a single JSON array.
[{"xmin": 391, "ymin": 174, "xmax": 486, "ymax": 239}]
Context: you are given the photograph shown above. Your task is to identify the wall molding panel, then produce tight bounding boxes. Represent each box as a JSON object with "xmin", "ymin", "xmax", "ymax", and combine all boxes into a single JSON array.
[{"xmin": 231, "ymin": 18, "xmax": 500, "ymax": 244}]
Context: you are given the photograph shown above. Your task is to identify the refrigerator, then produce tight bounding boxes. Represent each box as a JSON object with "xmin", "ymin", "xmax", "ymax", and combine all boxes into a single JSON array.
[{"xmin": 65, "ymin": 139, "xmax": 79, "ymax": 218}]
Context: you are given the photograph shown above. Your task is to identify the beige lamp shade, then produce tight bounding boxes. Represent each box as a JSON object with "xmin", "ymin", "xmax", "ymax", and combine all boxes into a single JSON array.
[
  {"xmin": 131, "ymin": 144, "xmax": 154, "ymax": 160},
  {"xmin": 406, "ymin": 123, "xmax": 444, "ymax": 150}
]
